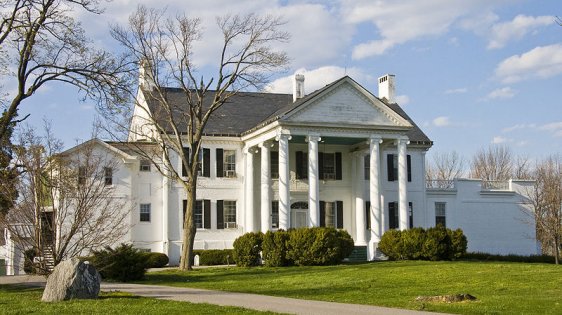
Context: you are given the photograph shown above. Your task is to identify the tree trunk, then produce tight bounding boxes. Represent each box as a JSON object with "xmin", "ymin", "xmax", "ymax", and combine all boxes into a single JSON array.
[{"xmin": 179, "ymin": 177, "xmax": 197, "ymax": 271}]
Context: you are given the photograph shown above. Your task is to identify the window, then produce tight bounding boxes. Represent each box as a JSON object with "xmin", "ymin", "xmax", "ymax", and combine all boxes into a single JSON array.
[
  {"xmin": 319, "ymin": 152, "xmax": 342, "ymax": 180},
  {"xmin": 295, "ymin": 151, "xmax": 308, "ymax": 179},
  {"xmin": 366, "ymin": 201, "xmax": 371, "ymax": 229},
  {"xmin": 388, "ymin": 202, "xmax": 413, "ymax": 229},
  {"xmin": 223, "ymin": 201, "xmax": 237, "ymax": 228},
  {"xmin": 389, "ymin": 202, "xmax": 398, "ymax": 229},
  {"xmin": 435, "ymin": 202, "xmax": 446, "ymax": 227},
  {"xmin": 140, "ymin": 203, "xmax": 151, "ymax": 222},
  {"xmin": 320, "ymin": 201, "xmax": 343, "ymax": 228},
  {"xmin": 104, "ymin": 167, "xmax": 113, "ymax": 186},
  {"xmin": 217, "ymin": 149, "xmax": 236, "ymax": 178},
  {"xmin": 78, "ymin": 166, "xmax": 87, "ymax": 185},
  {"xmin": 140, "ymin": 159, "xmax": 151, "ymax": 172},
  {"xmin": 183, "ymin": 199, "xmax": 210, "ymax": 229},
  {"xmin": 270, "ymin": 151, "xmax": 279, "ymax": 179},
  {"xmin": 387, "ymin": 154, "xmax": 411, "ymax": 182},
  {"xmin": 216, "ymin": 200, "xmax": 237, "ymax": 229},
  {"xmin": 181, "ymin": 147, "xmax": 190, "ymax": 177},
  {"xmin": 271, "ymin": 201, "xmax": 279, "ymax": 229},
  {"xmin": 197, "ymin": 148, "xmax": 211, "ymax": 177}
]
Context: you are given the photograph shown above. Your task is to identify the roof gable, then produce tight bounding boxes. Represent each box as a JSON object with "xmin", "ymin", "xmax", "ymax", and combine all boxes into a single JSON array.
[{"xmin": 281, "ymin": 77, "xmax": 412, "ymax": 129}]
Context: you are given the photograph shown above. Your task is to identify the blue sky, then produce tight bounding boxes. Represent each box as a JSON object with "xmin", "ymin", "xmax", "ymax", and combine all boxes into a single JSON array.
[{"xmin": 17, "ymin": 0, "xmax": 562, "ymax": 161}]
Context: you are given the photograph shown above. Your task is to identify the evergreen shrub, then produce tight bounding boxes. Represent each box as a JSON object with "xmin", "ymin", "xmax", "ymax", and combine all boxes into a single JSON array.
[
  {"xmin": 142, "ymin": 252, "xmax": 169, "ymax": 268},
  {"xmin": 90, "ymin": 243, "xmax": 146, "ymax": 282},
  {"xmin": 232, "ymin": 232, "xmax": 263, "ymax": 267},
  {"xmin": 262, "ymin": 230, "xmax": 289, "ymax": 267}
]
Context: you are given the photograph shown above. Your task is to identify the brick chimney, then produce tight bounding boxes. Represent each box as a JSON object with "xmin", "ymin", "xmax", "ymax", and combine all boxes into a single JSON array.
[
  {"xmin": 378, "ymin": 74, "xmax": 395, "ymax": 103},
  {"xmin": 293, "ymin": 74, "xmax": 305, "ymax": 102}
]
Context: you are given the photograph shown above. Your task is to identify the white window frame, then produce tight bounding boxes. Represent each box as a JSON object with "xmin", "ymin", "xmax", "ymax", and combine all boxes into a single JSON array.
[
  {"xmin": 194, "ymin": 200, "xmax": 204, "ymax": 229},
  {"xmin": 140, "ymin": 203, "xmax": 151, "ymax": 222},
  {"xmin": 325, "ymin": 202, "xmax": 336, "ymax": 228},
  {"xmin": 223, "ymin": 200, "xmax": 237, "ymax": 228},
  {"xmin": 140, "ymin": 159, "xmax": 151, "ymax": 172},
  {"xmin": 223, "ymin": 150, "xmax": 236, "ymax": 178},
  {"xmin": 104, "ymin": 167, "xmax": 113, "ymax": 186},
  {"xmin": 322, "ymin": 153, "xmax": 336, "ymax": 180},
  {"xmin": 435, "ymin": 202, "xmax": 446, "ymax": 227}
]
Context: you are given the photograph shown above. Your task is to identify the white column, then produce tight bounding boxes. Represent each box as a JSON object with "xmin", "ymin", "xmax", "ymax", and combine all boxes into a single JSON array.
[
  {"xmin": 162, "ymin": 173, "xmax": 169, "ymax": 255},
  {"xmin": 369, "ymin": 136, "xmax": 383, "ymax": 243},
  {"xmin": 355, "ymin": 152, "xmax": 367, "ymax": 245},
  {"xmin": 259, "ymin": 141, "xmax": 272, "ymax": 233},
  {"xmin": 244, "ymin": 147, "xmax": 256, "ymax": 232},
  {"xmin": 276, "ymin": 133, "xmax": 291, "ymax": 230},
  {"xmin": 307, "ymin": 135, "xmax": 321, "ymax": 227},
  {"xmin": 397, "ymin": 137, "xmax": 409, "ymax": 231}
]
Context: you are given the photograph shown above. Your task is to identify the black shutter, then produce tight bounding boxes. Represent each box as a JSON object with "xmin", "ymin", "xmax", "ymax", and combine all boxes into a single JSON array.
[
  {"xmin": 182, "ymin": 200, "xmax": 187, "ymax": 228},
  {"xmin": 364, "ymin": 155, "xmax": 370, "ymax": 180},
  {"xmin": 318, "ymin": 152, "xmax": 325, "ymax": 180},
  {"xmin": 182, "ymin": 147, "xmax": 190, "ymax": 177},
  {"xmin": 366, "ymin": 201, "xmax": 371, "ymax": 229},
  {"xmin": 389, "ymin": 202, "xmax": 397, "ymax": 229},
  {"xmin": 217, "ymin": 200, "xmax": 224, "ymax": 229},
  {"xmin": 319, "ymin": 201, "xmax": 326, "ymax": 227},
  {"xmin": 204, "ymin": 199, "xmax": 211, "ymax": 229},
  {"xmin": 408, "ymin": 202, "xmax": 413, "ymax": 229},
  {"xmin": 270, "ymin": 151, "xmax": 279, "ymax": 179},
  {"xmin": 335, "ymin": 152, "xmax": 342, "ymax": 180},
  {"xmin": 296, "ymin": 151, "xmax": 304, "ymax": 179},
  {"xmin": 203, "ymin": 148, "xmax": 210, "ymax": 177},
  {"xmin": 387, "ymin": 154, "xmax": 395, "ymax": 181},
  {"xmin": 407, "ymin": 155, "xmax": 412, "ymax": 182},
  {"xmin": 216, "ymin": 149, "xmax": 224, "ymax": 178},
  {"xmin": 336, "ymin": 201, "xmax": 343, "ymax": 229}
]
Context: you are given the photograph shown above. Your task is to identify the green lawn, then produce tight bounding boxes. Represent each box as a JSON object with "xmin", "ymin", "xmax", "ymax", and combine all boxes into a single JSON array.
[
  {"xmin": 141, "ymin": 261, "xmax": 562, "ymax": 314},
  {"xmin": 0, "ymin": 284, "xmax": 279, "ymax": 315}
]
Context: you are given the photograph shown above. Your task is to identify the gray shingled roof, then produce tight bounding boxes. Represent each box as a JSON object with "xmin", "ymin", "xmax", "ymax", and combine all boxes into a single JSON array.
[{"xmin": 143, "ymin": 77, "xmax": 432, "ymax": 144}]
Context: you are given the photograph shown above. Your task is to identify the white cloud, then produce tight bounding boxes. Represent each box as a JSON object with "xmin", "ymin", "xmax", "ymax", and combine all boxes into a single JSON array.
[
  {"xmin": 264, "ymin": 66, "xmax": 372, "ymax": 94},
  {"xmin": 432, "ymin": 116, "xmax": 451, "ymax": 127},
  {"xmin": 495, "ymin": 44, "xmax": 562, "ymax": 83},
  {"xmin": 342, "ymin": 0, "xmax": 505, "ymax": 59},
  {"xmin": 491, "ymin": 136, "xmax": 508, "ymax": 144},
  {"xmin": 486, "ymin": 15, "xmax": 554, "ymax": 49},
  {"xmin": 502, "ymin": 123, "xmax": 536, "ymax": 133},
  {"xmin": 485, "ymin": 87, "xmax": 517, "ymax": 100},
  {"xmin": 539, "ymin": 122, "xmax": 562, "ymax": 137},
  {"xmin": 444, "ymin": 87, "xmax": 467, "ymax": 94}
]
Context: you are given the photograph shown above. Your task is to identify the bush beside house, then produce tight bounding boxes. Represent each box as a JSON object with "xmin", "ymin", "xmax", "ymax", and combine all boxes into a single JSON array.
[
  {"xmin": 193, "ymin": 249, "xmax": 235, "ymax": 266},
  {"xmin": 89, "ymin": 244, "xmax": 147, "ymax": 282},
  {"xmin": 379, "ymin": 225, "xmax": 467, "ymax": 261}
]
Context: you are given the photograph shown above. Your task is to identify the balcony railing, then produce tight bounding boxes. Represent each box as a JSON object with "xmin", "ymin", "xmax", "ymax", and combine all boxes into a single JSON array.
[{"xmin": 426, "ymin": 180, "xmax": 455, "ymax": 189}]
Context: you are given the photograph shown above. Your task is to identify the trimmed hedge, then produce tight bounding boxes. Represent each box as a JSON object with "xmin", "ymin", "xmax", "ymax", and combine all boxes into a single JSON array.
[
  {"xmin": 379, "ymin": 226, "xmax": 467, "ymax": 261},
  {"xmin": 233, "ymin": 232, "xmax": 263, "ymax": 267},
  {"xmin": 90, "ymin": 243, "xmax": 147, "ymax": 282},
  {"xmin": 193, "ymin": 249, "xmax": 235, "ymax": 266},
  {"xmin": 234, "ymin": 227, "xmax": 354, "ymax": 267},
  {"xmin": 142, "ymin": 252, "xmax": 169, "ymax": 268}
]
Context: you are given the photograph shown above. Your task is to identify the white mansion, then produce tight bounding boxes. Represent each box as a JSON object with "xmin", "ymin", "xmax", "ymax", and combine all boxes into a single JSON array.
[{"xmin": 2, "ymin": 73, "xmax": 538, "ymax": 272}]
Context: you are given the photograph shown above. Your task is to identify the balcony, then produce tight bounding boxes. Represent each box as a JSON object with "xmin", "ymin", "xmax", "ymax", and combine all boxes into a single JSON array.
[{"xmin": 481, "ymin": 180, "xmax": 510, "ymax": 191}]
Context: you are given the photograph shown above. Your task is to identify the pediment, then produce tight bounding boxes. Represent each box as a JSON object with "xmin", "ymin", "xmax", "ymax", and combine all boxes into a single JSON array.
[{"xmin": 282, "ymin": 79, "xmax": 411, "ymax": 128}]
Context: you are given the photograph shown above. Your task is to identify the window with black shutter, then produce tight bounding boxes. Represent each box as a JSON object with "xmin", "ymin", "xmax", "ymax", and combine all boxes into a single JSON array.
[
  {"xmin": 319, "ymin": 201, "xmax": 326, "ymax": 227},
  {"xmin": 216, "ymin": 149, "xmax": 223, "ymax": 178},
  {"xmin": 217, "ymin": 200, "xmax": 224, "ymax": 229},
  {"xmin": 387, "ymin": 154, "xmax": 411, "ymax": 182},
  {"xmin": 389, "ymin": 201, "xmax": 398, "ymax": 229},
  {"xmin": 295, "ymin": 151, "xmax": 307, "ymax": 179},
  {"xmin": 318, "ymin": 152, "xmax": 342, "ymax": 180},
  {"xmin": 270, "ymin": 151, "xmax": 279, "ymax": 179}
]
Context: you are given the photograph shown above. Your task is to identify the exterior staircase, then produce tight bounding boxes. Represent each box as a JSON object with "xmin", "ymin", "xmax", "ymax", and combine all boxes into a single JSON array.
[{"xmin": 346, "ymin": 246, "xmax": 368, "ymax": 262}]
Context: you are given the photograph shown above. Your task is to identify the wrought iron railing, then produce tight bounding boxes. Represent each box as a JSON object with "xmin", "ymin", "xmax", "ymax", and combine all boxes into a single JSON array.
[{"xmin": 426, "ymin": 180, "xmax": 455, "ymax": 189}]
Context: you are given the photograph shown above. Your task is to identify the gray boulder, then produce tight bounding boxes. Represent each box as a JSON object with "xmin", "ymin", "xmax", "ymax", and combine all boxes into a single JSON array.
[{"xmin": 42, "ymin": 258, "xmax": 101, "ymax": 302}]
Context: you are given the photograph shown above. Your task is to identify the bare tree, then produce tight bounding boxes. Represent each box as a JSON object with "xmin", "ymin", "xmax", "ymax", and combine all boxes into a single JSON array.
[
  {"xmin": 527, "ymin": 155, "xmax": 561, "ymax": 264},
  {"xmin": 0, "ymin": 0, "xmax": 131, "ymax": 141},
  {"xmin": 2, "ymin": 124, "xmax": 130, "ymax": 273},
  {"xmin": 107, "ymin": 6, "xmax": 289, "ymax": 270},
  {"xmin": 470, "ymin": 145, "xmax": 514, "ymax": 181},
  {"xmin": 426, "ymin": 151, "xmax": 465, "ymax": 188}
]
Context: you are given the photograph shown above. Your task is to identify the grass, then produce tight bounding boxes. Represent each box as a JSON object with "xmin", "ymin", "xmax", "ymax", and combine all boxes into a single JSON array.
[
  {"xmin": 0, "ymin": 284, "xmax": 279, "ymax": 315},
  {"xmin": 140, "ymin": 261, "xmax": 562, "ymax": 314}
]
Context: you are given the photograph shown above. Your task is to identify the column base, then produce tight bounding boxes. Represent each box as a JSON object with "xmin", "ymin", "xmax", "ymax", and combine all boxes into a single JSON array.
[{"xmin": 367, "ymin": 241, "xmax": 388, "ymax": 261}]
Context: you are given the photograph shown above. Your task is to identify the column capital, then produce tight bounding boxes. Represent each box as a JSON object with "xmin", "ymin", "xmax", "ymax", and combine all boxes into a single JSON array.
[
  {"xmin": 258, "ymin": 141, "xmax": 275, "ymax": 149},
  {"xmin": 243, "ymin": 146, "xmax": 259, "ymax": 154},
  {"xmin": 368, "ymin": 135, "xmax": 383, "ymax": 145},
  {"xmin": 275, "ymin": 132, "xmax": 292, "ymax": 141},
  {"xmin": 394, "ymin": 136, "xmax": 410, "ymax": 146},
  {"xmin": 305, "ymin": 134, "xmax": 322, "ymax": 143}
]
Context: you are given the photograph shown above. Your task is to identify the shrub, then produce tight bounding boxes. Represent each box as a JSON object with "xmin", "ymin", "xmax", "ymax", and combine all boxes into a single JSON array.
[
  {"xmin": 262, "ymin": 230, "xmax": 290, "ymax": 267},
  {"xmin": 401, "ymin": 228, "xmax": 427, "ymax": 260},
  {"xmin": 233, "ymin": 232, "xmax": 263, "ymax": 267},
  {"xmin": 193, "ymin": 249, "xmax": 235, "ymax": 265},
  {"xmin": 286, "ymin": 227, "xmax": 353, "ymax": 266},
  {"xmin": 378, "ymin": 229, "xmax": 403, "ymax": 260},
  {"xmin": 448, "ymin": 228, "xmax": 468, "ymax": 259},
  {"xmin": 142, "ymin": 252, "xmax": 169, "ymax": 268},
  {"xmin": 423, "ymin": 225, "xmax": 452, "ymax": 261},
  {"xmin": 90, "ymin": 243, "xmax": 146, "ymax": 282}
]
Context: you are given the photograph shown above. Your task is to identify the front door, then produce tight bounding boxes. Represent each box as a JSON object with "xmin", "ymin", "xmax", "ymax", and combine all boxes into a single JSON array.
[{"xmin": 291, "ymin": 201, "xmax": 308, "ymax": 228}]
